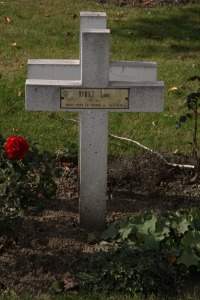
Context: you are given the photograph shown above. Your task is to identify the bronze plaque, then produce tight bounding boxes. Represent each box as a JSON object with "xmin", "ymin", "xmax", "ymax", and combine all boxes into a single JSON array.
[{"xmin": 60, "ymin": 88, "xmax": 129, "ymax": 109}]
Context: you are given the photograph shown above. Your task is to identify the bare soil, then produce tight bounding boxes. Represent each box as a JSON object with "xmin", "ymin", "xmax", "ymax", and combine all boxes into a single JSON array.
[{"xmin": 0, "ymin": 151, "xmax": 200, "ymax": 296}]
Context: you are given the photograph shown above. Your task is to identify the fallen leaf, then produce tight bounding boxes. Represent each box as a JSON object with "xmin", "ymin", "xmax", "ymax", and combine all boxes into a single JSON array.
[
  {"xmin": 172, "ymin": 149, "xmax": 179, "ymax": 155},
  {"xmin": 127, "ymin": 31, "xmax": 134, "ymax": 37},
  {"xmin": 11, "ymin": 42, "xmax": 21, "ymax": 49},
  {"xmin": 62, "ymin": 162, "xmax": 75, "ymax": 168},
  {"xmin": 111, "ymin": 18, "xmax": 120, "ymax": 22},
  {"xmin": 143, "ymin": 0, "xmax": 150, "ymax": 5},
  {"xmin": 4, "ymin": 16, "xmax": 10, "ymax": 23},
  {"xmin": 136, "ymin": 233, "xmax": 144, "ymax": 239},
  {"xmin": 18, "ymin": 91, "xmax": 22, "ymax": 97},
  {"xmin": 190, "ymin": 172, "xmax": 198, "ymax": 183},
  {"xmin": 168, "ymin": 87, "xmax": 178, "ymax": 91},
  {"xmin": 12, "ymin": 128, "xmax": 20, "ymax": 133},
  {"xmin": 167, "ymin": 255, "xmax": 176, "ymax": 265},
  {"xmin": 165, "ymin": 167, "xmax": 175, "ymax": 174}
]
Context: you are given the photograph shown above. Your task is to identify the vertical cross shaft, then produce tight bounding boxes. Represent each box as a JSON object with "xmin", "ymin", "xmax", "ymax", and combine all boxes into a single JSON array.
[{"xmin": 79, "ymin": 29, "xmax": 110, "ymax": 229}]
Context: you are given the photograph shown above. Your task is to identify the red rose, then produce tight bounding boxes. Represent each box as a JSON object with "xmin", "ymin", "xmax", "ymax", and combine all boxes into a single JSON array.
[{"xmin": 4, "ymin": 136, "xmax": 29, "ymax": 159}]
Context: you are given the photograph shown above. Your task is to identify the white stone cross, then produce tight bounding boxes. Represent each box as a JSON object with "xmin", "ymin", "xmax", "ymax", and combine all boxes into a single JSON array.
[{"xmin": 25, "ymin": 12, "xmax": 164, "ymax": 230}]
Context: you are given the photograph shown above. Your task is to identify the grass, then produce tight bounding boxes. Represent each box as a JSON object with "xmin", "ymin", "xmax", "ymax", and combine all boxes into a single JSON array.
[{"xmin": 0, "ymin": 0, "xmax": 200, "ymax": 155}]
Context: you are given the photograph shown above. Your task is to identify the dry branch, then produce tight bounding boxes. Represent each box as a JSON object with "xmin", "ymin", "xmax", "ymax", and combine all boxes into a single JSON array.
[
  {"xmin": 65, "ymin": 118, "xmax": 195, "ymax": 169},
  {"xmin": 109, "ymin": 134, "xmax": 195, "ymax": 170}
]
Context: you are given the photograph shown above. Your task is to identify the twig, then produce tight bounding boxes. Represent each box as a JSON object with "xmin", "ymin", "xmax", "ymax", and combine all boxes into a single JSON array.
[
  {"xmin": 65, "ymin": 118, "xmax": 195, "ymax": 169},
  {"xmin": 109, "ymin": 134, "xmax": 195, "ymax": 169}
]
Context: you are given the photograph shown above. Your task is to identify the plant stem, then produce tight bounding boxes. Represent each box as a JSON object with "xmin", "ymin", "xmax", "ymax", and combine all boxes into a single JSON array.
[{"xmin": 193, "ymin": 101, "xmax": 199, "ymax": 166}]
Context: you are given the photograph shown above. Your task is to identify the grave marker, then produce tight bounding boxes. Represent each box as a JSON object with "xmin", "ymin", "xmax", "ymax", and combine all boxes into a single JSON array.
[{"xmin": 25, "ymin": 12, "xmax": 164, "ymax": 230}]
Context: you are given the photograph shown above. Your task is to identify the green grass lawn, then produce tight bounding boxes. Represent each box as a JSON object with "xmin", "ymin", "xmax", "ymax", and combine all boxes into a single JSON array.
[{"xmin": 0, "ymin": 0, "xmax": 200, "ymax": 155}]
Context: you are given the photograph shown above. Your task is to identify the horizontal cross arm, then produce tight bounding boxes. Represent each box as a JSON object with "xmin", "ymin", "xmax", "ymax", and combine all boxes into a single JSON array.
[
  {"xmin": 110, "ymin": 61, "xmax": 157, "ymax": 82},
  {"xmin": 25, "ymin": 79, "xmax": 164, "ymax": 112},
  {"xmin": 28, "ymin": 59, "xmax": 157, "ymax": 81},
  {"xmin": 28, "ymin": 59, "xmax": 80, "ymax": 80},
  {"xmin": 110, "ymin": 81, "xmax": 164, "ymax": 112}
]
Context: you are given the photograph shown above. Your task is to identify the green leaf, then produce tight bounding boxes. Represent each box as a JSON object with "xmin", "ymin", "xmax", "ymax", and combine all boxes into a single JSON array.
[
  {"xmin": 87, "ymin": 232, "xmax": 97, "ymax": 244},
  {"xmin": 0, "ymin": 183, "xmax": 7, "ymax": 196},
  {"xmin": 155, "ymin": 219, "xmax": 170, "ymax": 240},
  {"xmin": 119, "ymin": 219, "xmax": 138, "ymax": 240},
  {"xmin": 182, "ymin": 231, "xmax": 200, "ymax": 249},
  {"xmin": 119, "ymin": 225, "xmax": 133, "ymax": 240},
  {"xmin": 191, "ymin": 209, "xmax": 200, "ymax": 230},
  {"xmin": 129, "ymin": 214, "xmax": 144, "ymax": 225},
  {"xmin": 176, "ymin": 231, "xmax": 200, "ymax": 267},
  {"xmin": 177, "ymin": 249, "xmax": 200, "ymax": 267},
  {"xmin": 136, "ymin": 234, "xmax": 160, "ymax": 251},
  {"xmin": 49, "ymin": 280, "xmax": 64, "ymax": 294},
  {"xmin": 171, "ymin": 213, "xmax": 191, "ymax": 235},
  {"xmin": 138, "ymin": 215, "xmax": 157, "ymax": 235},
  {"xmin": 101, "ymin": 221, "xmax": 119, "ymax": 240}
]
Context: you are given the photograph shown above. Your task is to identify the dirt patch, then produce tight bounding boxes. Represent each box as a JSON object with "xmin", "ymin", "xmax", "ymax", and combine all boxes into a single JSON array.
[{"xmin": 0, "ymin": 152, "xmax": 200, "ymax": 296}]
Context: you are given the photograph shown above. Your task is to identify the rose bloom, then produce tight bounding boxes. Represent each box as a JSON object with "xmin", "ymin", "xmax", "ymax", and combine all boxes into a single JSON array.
[{"xmin": 4, "ymin": 136, "xmax": 29, "ymax": 159}]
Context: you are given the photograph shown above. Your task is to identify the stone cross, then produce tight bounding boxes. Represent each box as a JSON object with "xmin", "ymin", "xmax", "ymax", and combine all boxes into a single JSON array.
[{"xmin": 25, "ymin": 12, "xmax": 164, "ymax": 230}]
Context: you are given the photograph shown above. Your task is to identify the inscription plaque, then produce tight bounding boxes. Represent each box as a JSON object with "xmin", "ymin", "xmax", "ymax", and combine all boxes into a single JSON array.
[{"xmin": 60, "ymin": 88, "xmax": 129, "ymax": 109}]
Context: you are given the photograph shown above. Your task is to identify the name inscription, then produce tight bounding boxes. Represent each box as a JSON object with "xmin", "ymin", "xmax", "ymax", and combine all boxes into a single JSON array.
[{"xmin": 60, "ymin": 88, "xmax": 129, "ymax": 109}]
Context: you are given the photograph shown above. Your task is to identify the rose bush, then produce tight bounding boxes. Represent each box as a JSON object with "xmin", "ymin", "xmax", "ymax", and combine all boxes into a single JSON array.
[
  {"xmin": 4, "ymin": 136, "xmax": 29, "ymax": 159},
  {"xmin": 0, "ymin": 134, "xmax": 61, "ymax": 248}
]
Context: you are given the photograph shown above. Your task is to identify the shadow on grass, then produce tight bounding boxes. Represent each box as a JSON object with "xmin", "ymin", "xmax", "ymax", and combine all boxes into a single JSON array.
[{"xmin": 111, "ymin": 5, "xmax": 200, "ymax": 56}]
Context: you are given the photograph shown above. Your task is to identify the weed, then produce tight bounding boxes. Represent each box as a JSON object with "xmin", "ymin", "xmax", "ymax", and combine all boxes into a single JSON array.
[
  {"xmin": 176, "ymin": 76, "xmax": 200, "ymax": 169},
  {"xmin": 79, "ymin": 246, "xmax": 185, "ymax": 297}
]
